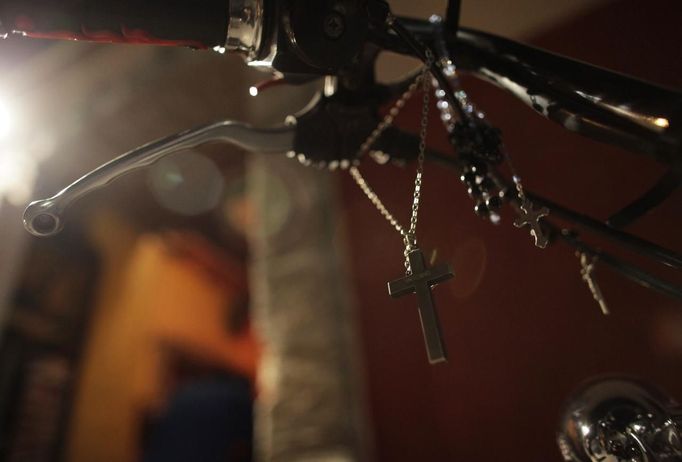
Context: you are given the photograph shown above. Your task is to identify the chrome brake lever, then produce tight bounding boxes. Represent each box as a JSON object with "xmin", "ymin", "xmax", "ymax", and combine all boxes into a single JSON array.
[{"xmin": 24, "ymin": 120, "xmax": 295, "ymax": 237}]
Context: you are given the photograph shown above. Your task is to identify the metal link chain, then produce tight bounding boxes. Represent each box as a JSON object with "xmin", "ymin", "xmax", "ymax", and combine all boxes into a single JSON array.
[
  {"xmin": 409, "ymin": 57, "xmax": 432, "ymax": 242},
  {"xmin": 356, "ymin": 75, "xmax": 424, "ymax": 163},
  {"xmin": 349, "ymin": 50, "xmax": 434, "ymax": 273}
]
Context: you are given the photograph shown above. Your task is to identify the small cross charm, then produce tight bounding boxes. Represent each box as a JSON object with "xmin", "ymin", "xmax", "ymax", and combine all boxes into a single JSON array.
[
  {"xmin": 388, "ymin": 248, "xmax": 454, "ymax": 364},
  {"xmin": 579, "ymin": 253, "xmax": 610, "ymax": 315},
  {"xmin": 514, "ymin": 199, "xmax": 550, "ymax": 248}
]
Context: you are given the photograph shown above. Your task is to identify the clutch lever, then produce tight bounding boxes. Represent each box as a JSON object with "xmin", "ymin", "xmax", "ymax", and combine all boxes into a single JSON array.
[
  {"xmin": 24, "ymin": 121, "xmax": 295, "ymax": 237},
  {"xmin": 24, "ymin": 70, "xmax": 443, "ymax": 238}
]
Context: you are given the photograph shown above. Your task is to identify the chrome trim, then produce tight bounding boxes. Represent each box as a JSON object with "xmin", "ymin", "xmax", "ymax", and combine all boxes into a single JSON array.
[
  {"xmin": 323, "ymin": 76, "xmax": 338, "ymax": 97},
  {"xmin": 247, "ymin": 4, "xmax": 278, "ymax": 71},
  {"xmin": 248, "ymin": 40, "xmax": 278, "ymax": 71},
  {"xmin": 225, "ymin": 0, "xmax": 264, "ymax": 61},
  {"xmin": 24, "ymin": 121, "xmax": 295, "ymax": 237},
  {"xmin": 558, "ymin": 378, "xmax": 682, "ymax": 461}
]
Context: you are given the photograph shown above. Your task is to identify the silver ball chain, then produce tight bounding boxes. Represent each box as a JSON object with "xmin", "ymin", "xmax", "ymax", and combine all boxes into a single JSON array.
[{"xmin": 349, "ymin": 50, "xmax": 434, "ymax": 274}]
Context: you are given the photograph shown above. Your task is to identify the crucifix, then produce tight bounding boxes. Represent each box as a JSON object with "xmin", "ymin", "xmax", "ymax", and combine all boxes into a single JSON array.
[
  {"xmin": 579, "ymin": 253, "xmax": 610, "ymax": 315},
  {"xmin": 388, "ymin": 248, "xmax": 454, "ymax": 364},
  {"xmin": 514, "ymin": 199, "xmax": 550, "ymax": 248}
]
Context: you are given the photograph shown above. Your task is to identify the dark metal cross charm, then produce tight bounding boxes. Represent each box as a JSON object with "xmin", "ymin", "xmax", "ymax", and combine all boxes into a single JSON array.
[
  {"xmin": 388, "ymin": 249, "xmax": 454, "ymax": 364},
  {"xmin": 514, "ymin": 199, "xmax": 550, "ymax": 248}
]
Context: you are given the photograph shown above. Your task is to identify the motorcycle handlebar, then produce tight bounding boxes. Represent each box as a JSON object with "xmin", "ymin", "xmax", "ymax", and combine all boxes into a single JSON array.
[{"xmin": 0, "ymin": 0, "xmax": 230, "ymax": 49}]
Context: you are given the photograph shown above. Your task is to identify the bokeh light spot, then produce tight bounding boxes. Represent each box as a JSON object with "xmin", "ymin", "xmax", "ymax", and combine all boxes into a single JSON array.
[{"xmin": 148, "ymin": 151, "xmax": 225, "ymax": 216}]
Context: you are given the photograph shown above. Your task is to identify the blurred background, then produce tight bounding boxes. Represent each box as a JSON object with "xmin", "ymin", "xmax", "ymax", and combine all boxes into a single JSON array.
[{"xmin": 0, "ymin": 0, "xmax": 681, "ymax": 461}]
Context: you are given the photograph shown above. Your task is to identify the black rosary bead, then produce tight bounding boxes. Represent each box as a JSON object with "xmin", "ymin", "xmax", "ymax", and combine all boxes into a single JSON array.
[
  {"xmin": 499, "ymin": 188, "xmax": 514, "ymax": 200},
  {"xmin": 479, "ymin": 177, "xmax": 496, "ymax": 192},
  {"xmin": 486, "ymin": 195, "xmax": 502, "ymax": 210},
  {"xmin": 451, "ymin": 119, "xmax": 504, "ymax": 164},
  {"xmin": 460, "ymin": 171, "xmax": 478, "ymax": 186},
  {"xmin": 467, "ymin": 185, "xmax": 483, "ymax": 199},
  {"xmin": 467, "ymin": 159, "xmax": 488, "ymax": 175},
  {"xmin": 474, "ymin": 201, "xmax": 490, "ymax": 218}
]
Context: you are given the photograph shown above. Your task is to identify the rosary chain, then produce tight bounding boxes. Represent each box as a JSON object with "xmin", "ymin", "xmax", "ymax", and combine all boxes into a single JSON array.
[
  {"xmin": 349, "ymin": 50, "xmax": 434, "ymax": 273},
  {"xmin": 434, "ymin": 55, "xmax": 529, "ymax": 202},
  {"xmin": 504, "ymin": 150, "xmax": 528, "ymax": 202}
]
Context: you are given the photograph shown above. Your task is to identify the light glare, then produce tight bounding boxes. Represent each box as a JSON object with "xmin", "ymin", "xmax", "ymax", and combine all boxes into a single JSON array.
[
  {"xmin": 0, "ymin": 101, "xmax": 12, "ymax": 139},
  {"xmin": 654, "ymin": 117, "xmax": 669, "ymax": 128},
  {"xmin": 0, "ymin": 151, "xmax": 35, "ymax": 205}
]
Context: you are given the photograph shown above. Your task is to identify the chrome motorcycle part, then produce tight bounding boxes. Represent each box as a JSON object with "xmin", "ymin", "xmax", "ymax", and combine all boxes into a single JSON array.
[
  {"xmin": 226, "ymin": 0, "xmax": 264, "ymax": 60},
  {"xmin": 557, "ymin": 378, "xmax": 682, "ymax": 462}
]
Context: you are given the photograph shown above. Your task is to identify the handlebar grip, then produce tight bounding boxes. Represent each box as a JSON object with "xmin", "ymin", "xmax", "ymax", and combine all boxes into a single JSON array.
[{"xmin": 0, "ymin": 0, "xmax": 230, "ymax": 49}]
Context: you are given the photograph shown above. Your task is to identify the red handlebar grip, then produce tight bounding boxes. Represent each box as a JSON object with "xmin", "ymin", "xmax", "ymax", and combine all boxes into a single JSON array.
[{"xmin": 0, "ymin": 0, "xmax": 229, "ymax": 49}]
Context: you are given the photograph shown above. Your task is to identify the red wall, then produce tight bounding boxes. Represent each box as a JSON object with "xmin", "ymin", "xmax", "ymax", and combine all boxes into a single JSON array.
[{"xmin": 341, "ymin": 1, "xmax": 682, "ymax": 460}]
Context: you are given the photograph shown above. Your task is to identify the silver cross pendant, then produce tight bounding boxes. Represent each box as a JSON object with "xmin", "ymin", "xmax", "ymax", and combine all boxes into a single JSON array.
[
  {"xmin": 388, "ymin": 248, "xmax": 454, "ymax": 364},
  {"xmin": 514, "ymin": 199, "xmax": 550, "ymax": 248}
]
